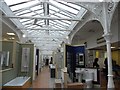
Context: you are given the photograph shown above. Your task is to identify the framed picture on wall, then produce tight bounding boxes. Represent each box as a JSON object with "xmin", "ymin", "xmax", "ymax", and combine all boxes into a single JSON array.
[
  {"xmin": 0, "ymin": 51, "xmax": 9, "ymax": 67},
  {"xmin": 78, "ymin": 53, "xmax": 84, "ymax": 66}
]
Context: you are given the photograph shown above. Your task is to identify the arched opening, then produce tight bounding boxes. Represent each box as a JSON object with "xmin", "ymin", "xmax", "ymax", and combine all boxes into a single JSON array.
[{"xmin": 71, "ymin": 20, "xmax": 104, "ymax": 48}]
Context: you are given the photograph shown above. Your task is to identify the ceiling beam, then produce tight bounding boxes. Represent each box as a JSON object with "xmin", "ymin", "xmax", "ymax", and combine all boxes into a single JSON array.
[
  {"xmin": 20, "ymin": 28, "xmax": 71, "ymax": 31},
  {"xmin": 4, "ymin": 16, "xmax": 81, "ymax": 21},
  {"xmin": 26, "ymin": 36, "xmax": 66, "ymax": 39}
]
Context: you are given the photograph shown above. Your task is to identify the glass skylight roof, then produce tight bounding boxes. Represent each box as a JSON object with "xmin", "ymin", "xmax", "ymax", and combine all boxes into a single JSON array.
[{"xmin": 3, "ymin": 0, "xmax": 87, "ymax": 54}]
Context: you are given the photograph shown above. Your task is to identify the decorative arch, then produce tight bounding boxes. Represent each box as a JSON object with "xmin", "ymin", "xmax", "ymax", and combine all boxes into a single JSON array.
[
  {"xmin": 71, "ymin": 19, "xmax": 104, "ymax": 45},
  {"xmin": 110, "ymin": 2, "xmax": 119, "ymax": 28}
]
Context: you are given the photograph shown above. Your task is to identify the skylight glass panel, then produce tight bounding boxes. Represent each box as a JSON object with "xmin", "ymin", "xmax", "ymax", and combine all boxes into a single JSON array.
[
  {"xmin": 51, "ymin": 21, "xmax": 65, "ymax": 28},
  {"xmin": 54, "ymin": 20, "xmax": 69, "ymax": 26},
  {"xmin": 35, "ymin": 26, "xmax": 43, "ymax": 29},
  {"xmin": 67, "ymin": 3, "xmax": 81, "ymax": 10},
  {"xmin": 55, "ymin": 25, "xmax": 66, "ymax": 29},
  {"xmin": 24, "ymin": 24, "xmax": 32, "ymax": 28},
  {"xmin": 27, "ymin": 30, "xmax": 33, "ymax": 33},
  {"xmin": 55, "ymin": 13, "xmax": 69, "ymax": 18},
  {"xmin": 35, "ymin": 10, "xmax": 43, "ymax": 14},
  {"xmin": 29, "ymin": 31, "xmax": 37, "ymax": 37},
  {"xmin": 22, "ymin": 20, "xmax": 34, "ymax": 25},
  {"xmin": 49, "ymin": 20, "xmax": 56, "ymax": 24},
  {"xmin": 50, "ymin": 0, "xmax": 78, "ymax": 14},
  {"xmin": 30, "ymin": 5, "xmax": 42, "ymax": 11},
  {"xmin": 50, "ymin": 15, "xmax": 58, "ymax": 18},
  {"xmin": 9, "ymin": 0, "xmax": 39, "ymax": 11},
  {"xmin": 55, "ymin": 0, "xmax": 81, "ymax": 10},
  {"xmin": 21, "ymin": 12, "xmax": 35, "ymax": 16},
  {"xmin": 54, "ymin": 26, "xmax": 64, "ymax": 29},
  {"xmin": 15, "ymin": 10, "xmax": 30, "ymax": 15},
  {"xmin": 29, "ymin": 33, "xmax": 37, "ymax": 36},
  {"xmin": 18, "ymin": 11, "xmax": 33, "ymax": 16},
  {"xmin": 4, "ymin": 0, "xmax": 28, "ymax": 5},
  {"xmin": 37, "ymin": 20, "xmax": 44, "ymax": 23},
  {"xmin": 49, "ymin": 10, "xmax": 56, "ymax": 14},
  {"xmin": 61, "ymin": 20, "xmax": 71, "ymax": 24},
  {"xmin": 59, "ymin": 11, "xmax": 73, "ymax": 18},
  {"xmin": 33, "ymin": 33, "xmax": 41, "ymax": 36},
  {"xmin": 40, "ymin": 13, "xmax": 44, "ymax": 16},
  {"xmin": 32, "ymin": 14, "xmax": 40, "ymax": 17},
  {"xmin": 23, "ymin": 23, "xmax": 32, "ymax": 26},
  {"xmin": 49, "ymin": 23, "xmax": 64, "ymax": 29},
  {"xmin": 49, "ymin": 5, "xmax": 59, "ymax": 12},
  {"xmin": 20, "ymin": 19, "xmax": 30, "ymax": 22},
  {"xmin": 50, "ymin": 33, "xmax": 60, "ymax": 36},
  {"xmin": 37, "ymin": 22, "xmax": 44, "ymax": 25},
  {"xmin": 28, "ymin": 25, "xmax": 37, "ymax": 28},
  {"xmin": 51, "ymin": 26, "xmax": 57, "ymax": 29}
]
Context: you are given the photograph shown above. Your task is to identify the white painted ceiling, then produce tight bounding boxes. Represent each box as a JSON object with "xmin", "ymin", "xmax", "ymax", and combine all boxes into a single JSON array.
[{"xmin": 72, "ymin": 20, "xmax": 104, "ymax": 41}]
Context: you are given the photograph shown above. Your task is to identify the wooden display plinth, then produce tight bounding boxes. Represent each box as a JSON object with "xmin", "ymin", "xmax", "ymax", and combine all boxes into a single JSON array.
[
  {"xmin": 55, "ymin": 79, "xmax": 62, "ymax": 88},
  {"xmin": 67, "ymin": 83, "xmax": 84, "ymax": 88}
]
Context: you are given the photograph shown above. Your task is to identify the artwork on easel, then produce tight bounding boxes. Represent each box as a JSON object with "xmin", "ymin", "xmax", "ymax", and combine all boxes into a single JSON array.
[{"xmin": 21, "ymin": 48, "xmax": 30, "ymax": 72}]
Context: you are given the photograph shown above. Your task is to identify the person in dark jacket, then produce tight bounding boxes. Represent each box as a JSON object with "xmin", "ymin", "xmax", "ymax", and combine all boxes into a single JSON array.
[
  {"xmin": 93, "ymin": 58, "xmax": 99, "ymax": 68},
  {"xmin": 104, "ymin": 58, "xmax": 108, "ymax": 81}
]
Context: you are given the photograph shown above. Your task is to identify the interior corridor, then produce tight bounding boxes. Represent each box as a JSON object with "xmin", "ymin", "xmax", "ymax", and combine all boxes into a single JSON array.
[{"xmin": 31, "ymin": 66, "xmax": 55, "ymax": 88}]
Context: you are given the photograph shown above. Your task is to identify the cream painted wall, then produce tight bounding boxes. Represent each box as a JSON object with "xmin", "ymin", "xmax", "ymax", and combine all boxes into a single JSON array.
[{"xmin": 112, "ymin": 50, "xmax": 120, "ymax": 65}]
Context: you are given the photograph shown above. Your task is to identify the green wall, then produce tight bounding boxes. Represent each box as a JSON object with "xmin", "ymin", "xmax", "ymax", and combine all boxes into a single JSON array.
[
  {"xmin": 2, "ymin": 41, "xmax": 19, "ymax": 85},
  {"xmin": 2, "ymin": 41, "xmax": 13, "ymax": 69}
]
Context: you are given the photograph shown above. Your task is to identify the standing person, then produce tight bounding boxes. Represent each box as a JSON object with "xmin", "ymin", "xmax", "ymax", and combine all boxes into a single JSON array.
[
  {"xmin": 45, "ymin": 58, "xmax": 49, "ymax": 66},
  {"xmin": 93, "ymin": 58, "xmax": 99, "ymax": 68},
  {"xmin": 104, "ymin": 58, "xmax": 108, "ymax": 81}
]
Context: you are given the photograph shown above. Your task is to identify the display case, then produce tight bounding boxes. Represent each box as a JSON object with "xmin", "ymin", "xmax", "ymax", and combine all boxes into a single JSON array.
[{"xmin": 65, "ymin": 44, "xmax": 85, "ymax": 82}]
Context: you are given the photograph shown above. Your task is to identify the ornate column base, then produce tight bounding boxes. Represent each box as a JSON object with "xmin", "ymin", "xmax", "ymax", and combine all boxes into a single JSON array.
[{"xmin": 107, "ymin": 75, "xmax": 115, "ymax": 89}]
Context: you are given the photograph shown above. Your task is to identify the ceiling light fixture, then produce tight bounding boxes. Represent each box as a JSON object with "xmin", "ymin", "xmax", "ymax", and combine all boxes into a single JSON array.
[
  {"xmin": 66, "ymin": 36, "xmax": 69, "ymax": 39},
  {"xmin": 111, "ymin": 47, "xmax": 115, "ymax": 49},
  {"xmin": 11, "ymin": 37, "xmax": 15, "ymax": 39},
  {"xmin": 99, "ymin": 0, "xmax": 104, "ymax": 2},
  {"xmin": 22, "ymin": 34, "xmax": 26, "ymax": 38},
  {"xmin": 7, "ymin": 32, "xmax": 15, "ymax": 35},
  {"xmin": 59, "ymin": 45, "xmax": 61, "ymax": 47}
]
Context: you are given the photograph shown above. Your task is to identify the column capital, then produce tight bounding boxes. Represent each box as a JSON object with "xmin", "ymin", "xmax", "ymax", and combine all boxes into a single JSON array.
[{"xmin": 103, "ymin": 33, "xmax": 112, "ymax": 42}]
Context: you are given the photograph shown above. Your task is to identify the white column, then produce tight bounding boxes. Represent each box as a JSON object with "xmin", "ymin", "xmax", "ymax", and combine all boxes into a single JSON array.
[
  {"xmin": 103, "ymin": 33, "xmax": 114, "ymax": 89},
  {"xmin": 0, "ymin": 7, "xmax": 2, "ymax": 90},
  {"xmin": 103, "ymin": 2, "xmax": 115, "ymax": 89}
]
